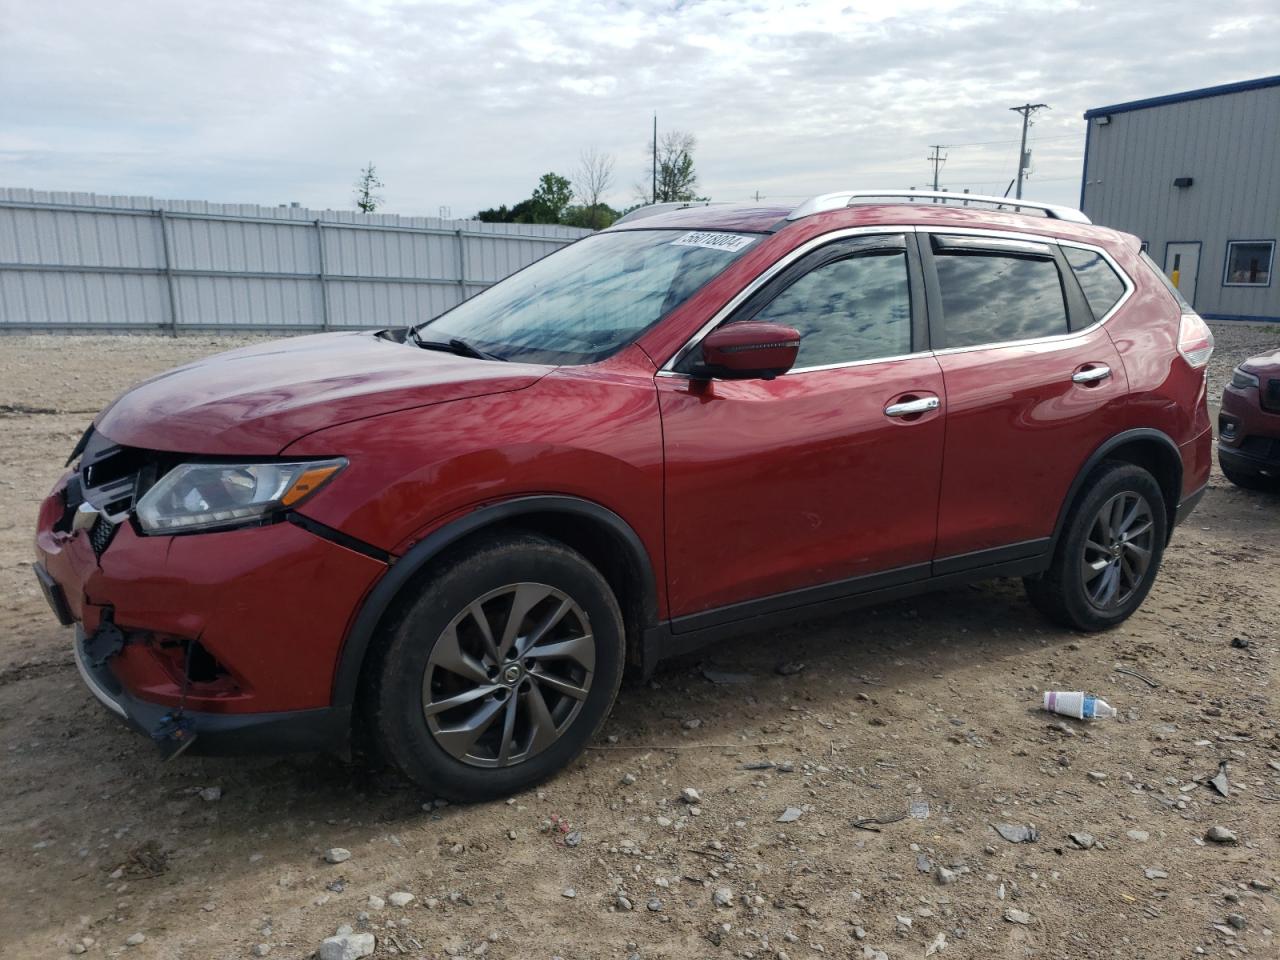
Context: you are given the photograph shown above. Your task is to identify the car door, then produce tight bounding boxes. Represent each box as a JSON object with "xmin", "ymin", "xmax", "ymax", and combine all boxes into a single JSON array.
[
  {"xmin": 657, "ymin": 232, "xmax": 946, "ymax": 627},
  {"xmin": 922, "ymin": 231, "xmax": 1129, "ymax": 569}
]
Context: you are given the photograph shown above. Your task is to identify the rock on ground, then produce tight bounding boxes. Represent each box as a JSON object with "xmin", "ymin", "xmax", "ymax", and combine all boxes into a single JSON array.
[{"xmin": 319, "ymin": 932, "xmax": 375, "ymax": 960}]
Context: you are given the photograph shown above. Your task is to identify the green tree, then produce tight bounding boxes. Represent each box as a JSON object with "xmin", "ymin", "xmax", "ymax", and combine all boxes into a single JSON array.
[
  {"xmin": 561, "ymin": 203, "xmax": 619, "ymax": 229},
  {"xmin": 474, "ymin": 204, "xmax": 514, "ymax": 223},
  {"xmin": 528, "ymin": 172, "xmax": 574, "ymax": 224},
  {"xmin": 353, "ymin": 162, "xmax": 384, "ymax": 213}
]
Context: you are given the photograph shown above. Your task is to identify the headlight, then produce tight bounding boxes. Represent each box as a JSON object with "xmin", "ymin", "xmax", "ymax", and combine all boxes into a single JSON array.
[
  {"xmin": 1231, "ymin": 367, "xmax": 1260, "ymax": 390},
  {"xmin": 135, "ymin": 459, "xmax": 346, "ymax": 533}
]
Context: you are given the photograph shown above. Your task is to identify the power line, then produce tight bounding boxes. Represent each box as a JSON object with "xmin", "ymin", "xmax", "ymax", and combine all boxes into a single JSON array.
[{"xmin": 938, "ymin": 133, "xmax": 1078, "ymax": 148}]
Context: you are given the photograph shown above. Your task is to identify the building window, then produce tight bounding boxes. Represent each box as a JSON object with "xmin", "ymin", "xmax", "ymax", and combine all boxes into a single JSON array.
[{"xmin": 1223, "ymin": 241, "xmax": 1274, "ymax": 287}]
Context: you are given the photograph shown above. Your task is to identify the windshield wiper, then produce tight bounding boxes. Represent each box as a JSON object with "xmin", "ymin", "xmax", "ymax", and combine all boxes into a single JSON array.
[{"xmin": 409, "ymin": 329, "xmax": 506, "ymax": 362}]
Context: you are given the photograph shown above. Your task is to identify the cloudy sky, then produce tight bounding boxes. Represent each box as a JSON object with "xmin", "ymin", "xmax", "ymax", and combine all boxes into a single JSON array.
[{"xmin": 1, "ymin": 1, "xmax": 1273, "ymax": 217}]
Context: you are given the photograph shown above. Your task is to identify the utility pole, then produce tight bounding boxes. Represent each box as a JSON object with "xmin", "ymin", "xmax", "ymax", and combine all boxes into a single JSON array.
[
  {"xmin": 652, "ymin": 114, "xmax": 657, "ymax": 204},
  {"xmin": 927, "ymin": 145, "xmax": 947, "ymax": 192},
  {"xmin": 1009, "ymin": 102, "xmax": 1048, "ymax": 199}
]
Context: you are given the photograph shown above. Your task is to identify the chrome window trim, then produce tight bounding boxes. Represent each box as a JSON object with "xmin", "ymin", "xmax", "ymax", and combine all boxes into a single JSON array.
[
  {"xmin": 921, "ymin": 226, "xmax": 1135, "ymax": 356},
  {"xmin": 656, "ymin": 225, "xmax": 1135, "ymax": 377},
  {"xmin": 659, "ymin": 226, "xmax": 918, "ymax": 374}
]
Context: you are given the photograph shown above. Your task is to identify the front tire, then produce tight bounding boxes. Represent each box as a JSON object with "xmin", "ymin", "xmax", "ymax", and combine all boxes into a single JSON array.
[
  {"xmin": 1024, "ymin": 462, "xmax": 1167, "ymax": 632},
  {"xmin": 367, "ymin": 533, "xmax": 625, "ymax": 801}
]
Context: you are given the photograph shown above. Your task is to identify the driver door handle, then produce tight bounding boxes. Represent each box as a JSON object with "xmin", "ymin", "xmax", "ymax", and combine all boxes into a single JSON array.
[
  {"xmin": 1072, "ymin": 364, "xmax": 1112, "ymax": 384},
  {"xmin": 885, "ymin": 396, "xmax": 941, "ymax": 418}
]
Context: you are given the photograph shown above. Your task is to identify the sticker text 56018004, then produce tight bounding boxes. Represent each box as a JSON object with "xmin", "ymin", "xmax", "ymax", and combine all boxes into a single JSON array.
[{"xmin": 670, "ymin": 231, "xmax": 758, "ymax": 254}]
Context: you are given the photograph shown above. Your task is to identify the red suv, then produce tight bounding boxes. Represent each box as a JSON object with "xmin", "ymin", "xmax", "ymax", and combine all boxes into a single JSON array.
[
  {"xmin": 1219, "ymin": 348, "xmax": 1280, "ymax": 491},
  {"xmin": 34, "ymin": 191, "xmax": 1215, "ymax": 799}
]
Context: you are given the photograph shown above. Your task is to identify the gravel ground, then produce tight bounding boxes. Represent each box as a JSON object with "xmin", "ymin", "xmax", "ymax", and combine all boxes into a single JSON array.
[{"xmin": 0, "ymin": 325, "xmax": 1277, "ymax": 960}]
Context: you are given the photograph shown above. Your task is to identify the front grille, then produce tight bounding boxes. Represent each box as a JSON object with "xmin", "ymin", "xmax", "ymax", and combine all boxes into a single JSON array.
[
  {"xmin": 89, "ymin": 516, "xmax": 118, "ymax": 558},
  {"xmin": 1263, "ymin": 378, "xmax": 1280, "ymax": 414},
  {"xmin": 65, "ymin": 430, "xmax": 146, "ymax": 559},
  {"xmin": 80, "ymin": 436, "xmax": 145, "ymax": 521}
]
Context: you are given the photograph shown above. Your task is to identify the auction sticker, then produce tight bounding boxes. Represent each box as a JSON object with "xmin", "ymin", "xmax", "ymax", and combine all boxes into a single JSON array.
[{"xmin": 671, "ymin": 231, "xmax": 757, "ymax": 253}]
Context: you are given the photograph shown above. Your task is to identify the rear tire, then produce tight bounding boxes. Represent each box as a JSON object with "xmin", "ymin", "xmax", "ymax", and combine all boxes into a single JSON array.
[
  {"xmin": 366, "ymin": 533, "xmax": 625, "ymax": 802},
  {"xmin": 1024, "ymin": 462, "xmax": 1167, "ymax": 632},
  {"xmin": 1221, "ymin": 458, "xmax": 1280, "ymax": 492}
]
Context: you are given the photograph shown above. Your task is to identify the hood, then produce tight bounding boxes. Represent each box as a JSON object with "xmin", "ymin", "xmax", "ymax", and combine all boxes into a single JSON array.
[
  {"xmin": 96, "ymin": 332, "xmax": 551, "ymax": 454},
  {"xmin": 1242, "ymin": 348, "xmax": 1280, "ymax": 374}
]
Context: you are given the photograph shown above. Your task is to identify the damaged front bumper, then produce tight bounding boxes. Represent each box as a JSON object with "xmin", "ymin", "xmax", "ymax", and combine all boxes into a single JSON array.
[
  {"xmin": 34, "ymin": 434, "xmax": 388, "ymax": 757},
  {"xmin": 68, "ymin": 620, "xmax": 349, "ymax": 754}
]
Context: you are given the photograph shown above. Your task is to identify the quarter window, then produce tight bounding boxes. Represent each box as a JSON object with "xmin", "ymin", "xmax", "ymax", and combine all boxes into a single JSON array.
[
  {"xmin": 934, "ymin": 252, "xmax": 1069, "ymax": 348},
  {"xmin": 1223, "ymin": 241, "xmax": 1273, "ymax": 287},
  {"xmin": 1063, "ymin": 247, "xmax": 1126, "ymax": 319},
  {"xmin": 752, "ymin": 252, "xmax": 912, "ymax": 367}
]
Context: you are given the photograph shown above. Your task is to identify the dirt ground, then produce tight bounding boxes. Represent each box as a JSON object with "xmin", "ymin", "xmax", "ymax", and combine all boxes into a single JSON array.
[{"xmin": 0, "ymin": 327, "xmax": 1277, "ymax": 960}]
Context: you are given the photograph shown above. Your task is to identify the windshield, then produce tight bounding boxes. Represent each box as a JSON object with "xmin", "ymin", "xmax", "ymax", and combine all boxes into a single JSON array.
[{"xmin": 414, "ymin": 229, "xmax": 760, "ymax": 364}]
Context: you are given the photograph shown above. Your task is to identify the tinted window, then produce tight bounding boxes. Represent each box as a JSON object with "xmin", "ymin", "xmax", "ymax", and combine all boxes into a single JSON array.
[
  {"xmin": 935, "ymin": 253, "xmax": 1068, "ymax": 348},
  {"xmin": 1063, "ymin": 247, "xmax": 1126, "ymax": 319},
  {"xmin": 752, "ymin": 252, "xmax": 912, "ymax": 367}
]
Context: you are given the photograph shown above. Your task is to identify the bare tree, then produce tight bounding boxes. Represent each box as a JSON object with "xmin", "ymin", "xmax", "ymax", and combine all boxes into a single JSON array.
[
  {"xmin": 574, "ymin": 147, "xmax": 615, "ymax": 229},
  {"xmin": 635, "ymin": 131, "xmax": 700, "ymax": 204},
  {"xmin": 353, "ymin": 162, "xmax": 384, "ymax": 213}
]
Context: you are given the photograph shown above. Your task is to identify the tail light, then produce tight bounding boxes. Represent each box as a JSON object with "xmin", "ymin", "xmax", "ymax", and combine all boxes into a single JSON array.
[{"xmin": 1177, "ymin": 311, "xmax": 1214, "ymax": 369}]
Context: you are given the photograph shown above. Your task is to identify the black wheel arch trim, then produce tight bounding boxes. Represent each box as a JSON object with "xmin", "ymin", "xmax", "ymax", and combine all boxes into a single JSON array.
[
  {"xmin": 330, "ymin": 495, "xmax": 658, "ymax": 710},
  {"xmin": 1050, "ymin": 427, "xmax": 1183, "ymax": 551}
]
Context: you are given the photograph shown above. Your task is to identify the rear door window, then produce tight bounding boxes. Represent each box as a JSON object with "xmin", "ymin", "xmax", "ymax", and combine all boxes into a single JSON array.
[
  {"xmin": 933, "ymin": 243, "xmax": 1069, "ymax": 348},
  {"xmin": 1062, "ymin": 247, "xmax": 1126, "ymax": 320}
]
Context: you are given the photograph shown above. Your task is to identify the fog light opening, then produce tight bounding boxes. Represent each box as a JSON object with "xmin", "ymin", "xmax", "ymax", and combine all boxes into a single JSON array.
[{"xmin": 183, "ymin": 639, "xmax": 228, "ymax": 685}]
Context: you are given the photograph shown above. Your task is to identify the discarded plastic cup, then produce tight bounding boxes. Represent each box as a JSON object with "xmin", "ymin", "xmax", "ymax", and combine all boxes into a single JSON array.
[{"xmin": 1043, "ymin": 691, "xmax": 1116, "ymax": 720}]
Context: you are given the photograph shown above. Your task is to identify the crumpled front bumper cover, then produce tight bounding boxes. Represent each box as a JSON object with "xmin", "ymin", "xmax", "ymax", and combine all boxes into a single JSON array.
[{"xmin": 71, "ymin": 623, "xmax": 349, "ymax": 756}]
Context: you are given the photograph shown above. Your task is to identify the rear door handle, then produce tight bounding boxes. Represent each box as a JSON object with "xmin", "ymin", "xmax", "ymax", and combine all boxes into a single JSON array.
[
  {"xmin": 1072, "ymin": 364, "xmax": 1112, "ymax": 384},
  {"xmin": 885, "ymin": 396, "xmax": 940, "ymax": 417}
]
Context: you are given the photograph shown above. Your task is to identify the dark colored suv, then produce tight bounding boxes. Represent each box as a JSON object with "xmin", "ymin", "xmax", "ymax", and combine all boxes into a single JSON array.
[
  {"xmin": 35, "ymin": 190, "xmax": 1215, "ymax": 799},
  {"xmin": 1220, "ymin": 347, "xmax": 1280, "ymax": 490}
]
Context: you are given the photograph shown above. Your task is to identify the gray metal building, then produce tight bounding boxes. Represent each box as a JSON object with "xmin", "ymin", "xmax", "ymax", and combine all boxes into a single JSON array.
[{"xmin": 1080, "ymin": 74, "xmax": 1280, "ymax": 323}]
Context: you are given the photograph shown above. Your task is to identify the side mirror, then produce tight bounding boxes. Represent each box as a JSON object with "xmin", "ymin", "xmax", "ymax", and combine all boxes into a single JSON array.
[{"xmin": 698, "ymin": 322, "xmax": 801, "ymax": 380}]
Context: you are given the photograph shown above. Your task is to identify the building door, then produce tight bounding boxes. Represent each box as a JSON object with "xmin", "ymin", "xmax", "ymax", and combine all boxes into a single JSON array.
[{"xmin": 1163, "ymin": 242, "xmax": 1201, "ymax": 307}]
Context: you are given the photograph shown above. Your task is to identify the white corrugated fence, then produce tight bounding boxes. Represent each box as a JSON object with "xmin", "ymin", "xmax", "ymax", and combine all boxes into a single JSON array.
[{"xmin": 0, "ymin": 188, "xmax": 590, "ymax": 333}]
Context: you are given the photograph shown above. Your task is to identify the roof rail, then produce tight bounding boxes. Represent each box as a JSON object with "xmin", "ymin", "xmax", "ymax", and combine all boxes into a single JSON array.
[
  {"xmin": 786, "ymin": 190, "xmax": 1091, "ymax": 224},
  {"xmin": 613, "ymin": 200, "xmax": 731, "ymax": 226}
]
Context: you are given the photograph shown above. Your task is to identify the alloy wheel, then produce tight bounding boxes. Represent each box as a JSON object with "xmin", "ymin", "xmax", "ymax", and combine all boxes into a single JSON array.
[
  {"xmin": 1081, "ymin": 491, "xmax": 1154, "ymax": 610},
  {"xmin": 422, "ymin": 582, "xmax": 595, "ymax": 768}
]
